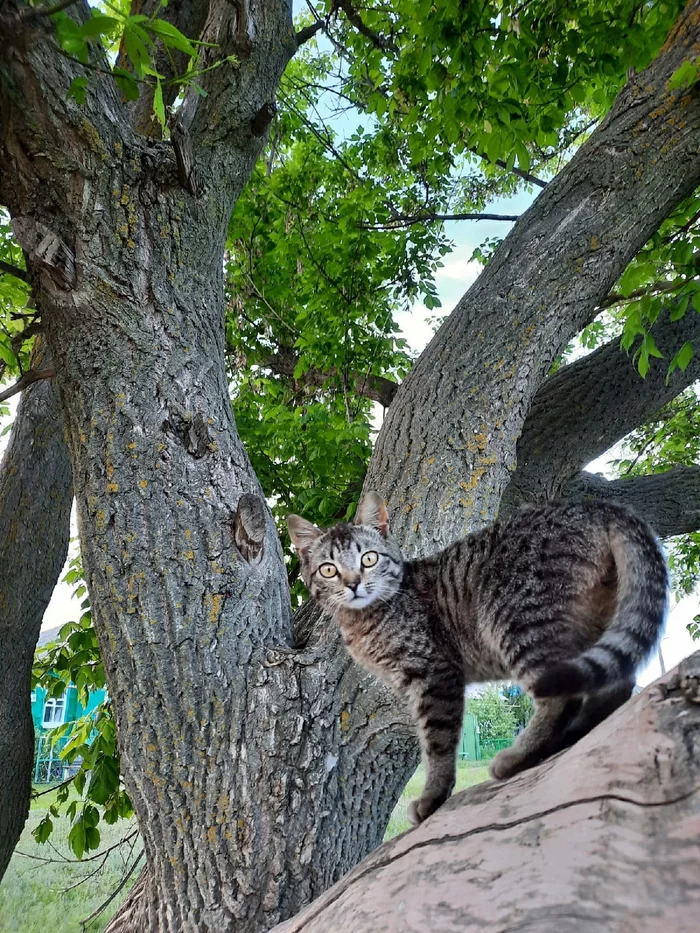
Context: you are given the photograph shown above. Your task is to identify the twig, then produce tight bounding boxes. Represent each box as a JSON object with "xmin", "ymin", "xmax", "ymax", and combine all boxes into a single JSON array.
[
  {"xmin": 32, "ymin": 774, "xmax": 74, "ymax": 798},
  {"xmin": 0, "ymin": 259, "xmax": 27, "ymax": 282},
  {"xmin": 20, "ymin": 0, "xmax": 81, "ymax": 20},
  {"xmin": 15, "ymin": 829, "xmax": 139, "ymax": 866},
  {"xmin": 80, "ymin": 849, "xmax": 144, "ymax": 930},
  {"xmin": 336, "ymin": 0, "xmax": 397, "ymax": 53},
  {"xmin": 358, "ymin": 211, "xmax": 520, "ymax": 229},
  {"xmin": 0, "ymin": 368, "xmax": 55, "ymax": 403},
  {"xmin": 295, "ymin": 19, "xmax": 326, "ymax": 47}
]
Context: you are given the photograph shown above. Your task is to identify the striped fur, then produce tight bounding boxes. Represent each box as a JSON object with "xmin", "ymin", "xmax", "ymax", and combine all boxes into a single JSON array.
[{"xmin": 287, "ymin": 493, "xmax": 668, "ymax": 824}]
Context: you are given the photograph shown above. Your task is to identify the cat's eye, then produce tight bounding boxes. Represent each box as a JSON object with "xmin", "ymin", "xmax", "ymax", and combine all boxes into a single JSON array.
[
  {"xmin": 361, "ymin": 551, "xmax": 379, "ymax": 568},
  {"xmin": 318, "ymin": 563, "xmax": 338, "ymax": 578}
]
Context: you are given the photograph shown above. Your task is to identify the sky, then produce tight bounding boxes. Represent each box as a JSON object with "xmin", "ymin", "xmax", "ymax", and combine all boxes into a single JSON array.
[{"xmin": 0, "ymin": 173, "xmax": 696, "ymax": 691}]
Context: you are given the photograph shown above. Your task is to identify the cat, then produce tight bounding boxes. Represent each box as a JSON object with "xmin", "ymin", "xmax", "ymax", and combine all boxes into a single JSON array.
[{"xmin": 287, "ymin": 492, "xmax": 668, "ymax": 825}]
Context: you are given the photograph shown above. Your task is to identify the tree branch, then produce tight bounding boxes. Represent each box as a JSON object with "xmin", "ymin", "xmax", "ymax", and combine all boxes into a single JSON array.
[
  {"xmin": 358, "ymin": 211, "xmax": 520, "ymax": 230},
  {"xmin": 259, "ymin": 348, "xmax": 398, "ymax": 407},
  {"xmin": 0, "ymin": 259, "xmax": 27, "ymax": 282},
  {"xmin": 0, "ymin": 368, "xmax": 55, "ymax": 403},
  {"xmin": 365, "ymin": 0, "xmax": 700, "ymax": 553},
  {"xmin": 563, "ymin": 466, "xmax": 700, "ymax": 538},
  {"xmin": 270, "ymin": 653, "xmax": 700, "ymax": 933},
  {"xmin": 336, "ymin": 0, "xmax": 397, "ymax": 53},
  {"xmin": 504, "ymin": 303, "xmax": 700, "ymax": 506},
  {"xmin": 19, "ymin": 0, "xmax": 81, "ymax": 20}
]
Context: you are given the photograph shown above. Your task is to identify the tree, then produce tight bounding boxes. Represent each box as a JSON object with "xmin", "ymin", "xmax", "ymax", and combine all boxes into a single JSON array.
[
  {"xmin": 466, "ymin": 688, "xmax": 517, "ymax": 744},
  {"xmin": 1, "ymin": 1, "xmax": 700, "ymax": 930}
]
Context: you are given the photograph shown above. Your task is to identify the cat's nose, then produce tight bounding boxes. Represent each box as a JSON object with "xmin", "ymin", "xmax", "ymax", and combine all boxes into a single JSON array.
[{"xmin": 344, "ymin": 576, "xmax": 361, "ymax": 592}]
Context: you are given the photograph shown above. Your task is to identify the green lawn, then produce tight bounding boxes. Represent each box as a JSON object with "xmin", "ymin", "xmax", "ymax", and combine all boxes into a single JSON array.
[
  {"xmin": 384, "ymin": 760, "xmax": 490, "ymax": 839},
  {"xmin": 1, "ymin": 764, "xmax": 489, "ymax": 930},
  {"xmin": 0, "ymin": 787, "xmax": 139, "ymax": 933}
]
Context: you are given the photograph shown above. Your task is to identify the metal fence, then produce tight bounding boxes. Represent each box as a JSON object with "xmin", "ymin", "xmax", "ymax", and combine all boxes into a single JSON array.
[{"xmin": 33, "ymin": 733, "xmax": 71, "ymax": 783}]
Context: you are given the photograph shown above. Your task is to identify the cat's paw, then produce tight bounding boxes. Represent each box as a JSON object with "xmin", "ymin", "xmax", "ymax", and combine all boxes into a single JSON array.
[
  {"xmin": 489, "ymin": 747, "xmax": 524, "ymax": 781},
  {"xmin": 407, "ymin": 791, "xmax": 449, "ymax": 826},
  {"xmin": 407, "ymin": 798, "xmax": 428, "ymax": 825}
]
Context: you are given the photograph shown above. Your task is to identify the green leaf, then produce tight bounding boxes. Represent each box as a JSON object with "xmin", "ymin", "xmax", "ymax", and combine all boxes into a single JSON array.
[
  {"xmin": 123, "ymin": 24, "xmax": 152, "ymax": 78},
  {"xmin": 32, "ymin": 815, "xmax": 53, "ymax": 844},
  {"xmin": 68, "ymin": 819, "xmax": 86, "ymax": 860},
  {"xmin": 112, "ymin": 67, "xmax": 140, "ymax": 102},
  {"xmin": 153, "ymin": 79, "xmax": 166, "ymax": 132},
  {"xmin": 668, "ymin": 60, "xmax": 699, "ymax": 91},
  {"xmin": 147, "ymin": 19, "xmax": 198, "ymax": 57},
  {"xmin": 88, "ymin": 755, "xmax": 120, "ymax": 805},
  {"xmin": 80, "ymin": 14, "xmax": 121, "ymax": 41},
  {"xmin": 68, "ymin": 77, "xmax": 89, "ymax": 106},
  {"xmin": 666, "ymin": 340, "xmax": 694, "ymax": 383}
]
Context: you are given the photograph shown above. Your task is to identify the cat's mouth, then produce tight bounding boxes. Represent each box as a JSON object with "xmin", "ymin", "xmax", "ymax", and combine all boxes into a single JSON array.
[{"xmin": 344, "ymin": 590, "xmax": 373, "ymax": 609}]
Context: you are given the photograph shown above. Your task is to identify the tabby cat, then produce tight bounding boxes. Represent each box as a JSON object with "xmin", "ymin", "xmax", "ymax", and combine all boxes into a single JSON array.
[{"xmin": 287, "ymin": 493, "xmax": 668, "ymax": 825}]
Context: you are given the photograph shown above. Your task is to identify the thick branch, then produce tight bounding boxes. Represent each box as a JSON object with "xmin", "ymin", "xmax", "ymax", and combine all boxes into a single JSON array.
[
  {"xmin": 271, "ymin": 653, "xmax": 700, "ymax": 933},
  {"xmin": 260, "ymin": 349, "xmax": 398, "ymax": 408},
  {"xmin": 336, "ymin": 0, "xmax": 397, "ymax": 53},
  {"xmin": 0, "ymin": 368, "xmax": 55, "ymax": 403},
  {"xmin": 0, "ymin": 259, "xmax": 27, "ymax": 282},
  {"xmin": 366, "ymin": 0, "xmax": 700, "ymax": 555},
  {"xmin": 0, "ymin": 341, "xmax": 72, "ymax": 882},
  {"xmin": 505, "ymin": 304, "xmax": 700, "ymax": 505},
  {"xmin": 563, "ymin": 466, "xmax": 700, "ymax": 538}
]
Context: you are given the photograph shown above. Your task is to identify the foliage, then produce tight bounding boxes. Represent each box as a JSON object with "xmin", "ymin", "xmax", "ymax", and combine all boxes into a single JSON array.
[
  {"xmin": 466, "ymin": 687, "xmax": 517, "ymax": 743},
  {"xmin": 31, "ymin": 556, "xmax": 130, "ymax": 860},
  {"xmin": 501, "ymin": 684, "xmax": 535, "ymax": 730}
]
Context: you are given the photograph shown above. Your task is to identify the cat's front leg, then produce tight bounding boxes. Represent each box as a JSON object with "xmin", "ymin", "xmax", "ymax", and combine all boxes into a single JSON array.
[{"xmin": 407, "ymin": 673, "xmax": 465, "ymax": 825}]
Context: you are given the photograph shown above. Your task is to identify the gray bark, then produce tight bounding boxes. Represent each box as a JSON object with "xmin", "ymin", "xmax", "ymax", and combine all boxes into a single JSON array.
[
  {"xmin": 367, "ymin": 0, "xmax": 700, "ymax": 554},
  {"xmin": 270, "ymin": 651, "xmax": 700, "ymax": 933},
  {"xmin": 0, "ymin": 342, "xmax": 72, "ymax": 881},
  {"xmin": 0, "ymin": 3, "xmax": 417, "ymax": 930},
  {"xmin": 1, "ymin": 2, "xmax": 699, "ymax": 931},
  {"xmin": 504, "ymin": 306, "xmax": 700, "ymax": 508},
  {"xmin": 563, "ymin": 466, "xmax": 700, "ymax": 538}
]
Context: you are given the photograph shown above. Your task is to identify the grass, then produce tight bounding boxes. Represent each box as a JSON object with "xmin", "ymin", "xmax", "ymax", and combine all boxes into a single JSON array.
[
  {"xmin": 1, "ymin": 764, "xmax": 490, "ymax": 930},
  {"xmin": 0, "ymin": 787, "xmax": 139, "ymax": 933},
  {"xmin": 384, "ymin": 759, "xmax": 490, "ymax": 839}
]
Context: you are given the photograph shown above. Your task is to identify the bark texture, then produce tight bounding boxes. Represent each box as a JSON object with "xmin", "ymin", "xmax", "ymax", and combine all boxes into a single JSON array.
[
  {"xmin": 0, "ymin": 343, "xmax": 72, "ymax": 881},
  {"xmin": 504, "ymin": 305, "xmax": 700, "ymax": 508},
  {"xmin": 563, "ymin": 466, "xmax": 700, "ymax": 538},
  {"xmin": 0, "ymin": 3, "xmax": 419, "ymax": 929},
  {"xmin": 271, "ymin": 651, "xmax": 700, "ymax": 933},
  {"xmin": 367, "ymin": 1, "xmax": 700, "ymax": 554}
]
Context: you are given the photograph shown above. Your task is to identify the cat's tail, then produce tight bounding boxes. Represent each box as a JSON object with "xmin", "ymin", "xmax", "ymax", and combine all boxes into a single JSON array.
[{"xmin": 532, "ymin": 508, "xmax": 668, "ymax": 698}]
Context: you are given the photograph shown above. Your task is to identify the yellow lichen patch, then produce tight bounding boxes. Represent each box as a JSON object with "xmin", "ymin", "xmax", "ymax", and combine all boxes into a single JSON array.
[
  {"xmin": 139, "ymin": 480, "xmax": 148, "ymax": 489},
  {"xmin": 106, "ymin": 482, "xmax": 119, "ymax": 493},
  {"xmin": 184, "ymin": 529, "xmax": 192, "ymax": 541},
  {"xmin": 589, "ymin": 235, "xmax": 601, "ymax": 251},
  {"xmin": 183, "ymin": 549, "xmax": 195, "ymax": 560},
  {"xmin": 207, "ymin": 826, "xmax": 217, "ymax": 845},
  {"xmin": 340, "ymin": 710, "xmax": 351, "ymax": 732},
  {"xmin": 205, "ymin": 593, "xmax": 223, "ymax": 623}
]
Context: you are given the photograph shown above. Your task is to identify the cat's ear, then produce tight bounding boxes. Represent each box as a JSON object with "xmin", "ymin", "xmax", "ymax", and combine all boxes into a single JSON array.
[
  {"xmin": 287, "ymin": 515, "xmax": 322, "ymax": 554},
  {"xmin": 354, "ymin": 491, "xmax": 390, "ymax": 537}
]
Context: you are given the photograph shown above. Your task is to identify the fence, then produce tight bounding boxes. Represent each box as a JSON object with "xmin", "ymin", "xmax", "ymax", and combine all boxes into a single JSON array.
[
  {"xmin": 33, "ymin": 732, "xmax": 72, "ymax": 784},
  {"xmin": 458, "ymin": 713, "xmax": 514, "ymax": 761}
]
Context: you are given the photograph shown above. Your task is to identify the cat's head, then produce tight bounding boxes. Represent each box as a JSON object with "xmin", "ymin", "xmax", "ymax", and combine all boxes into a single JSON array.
[{"xmin": 287, "ymin": 492, "xmax": 403, "ymax": 612}]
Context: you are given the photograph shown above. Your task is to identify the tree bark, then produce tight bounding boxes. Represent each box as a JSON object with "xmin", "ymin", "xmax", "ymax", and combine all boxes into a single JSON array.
[
  {"xmin": 270, "ymin": 650, "xmax": 700, "ymax": 933},
  {"xmin": 563, "ymin": 466, "xmax": 700, "ymax": 538},
  {"xmin": 0, "ymin": 342, "xmax": 72, "ymax": 881},
  {"xmin": 504, "ymin": 305, "xmax": 700, "ymax": 508},
  {"xmin": 367, "ymin": 0, "xmax": 700, "ymax": 554},
  {"xmin": 0, "ymin": 4, "xmax": 419, "ymax": 930}
]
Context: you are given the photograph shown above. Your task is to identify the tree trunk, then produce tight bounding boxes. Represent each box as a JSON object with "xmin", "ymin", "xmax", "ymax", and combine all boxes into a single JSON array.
[
  {"xmin": 0, "ymin": 342, "xmax": 72, "ymax": 881},
  {"xmin": 271, "ymin": 650, "xmax": 700, "ymax": 933}
]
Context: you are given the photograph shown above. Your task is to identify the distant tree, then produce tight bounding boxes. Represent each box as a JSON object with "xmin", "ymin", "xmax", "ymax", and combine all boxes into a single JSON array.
[{"xmin": 467, "ymin": 688, "xmax": 517, "ymax": 744}]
